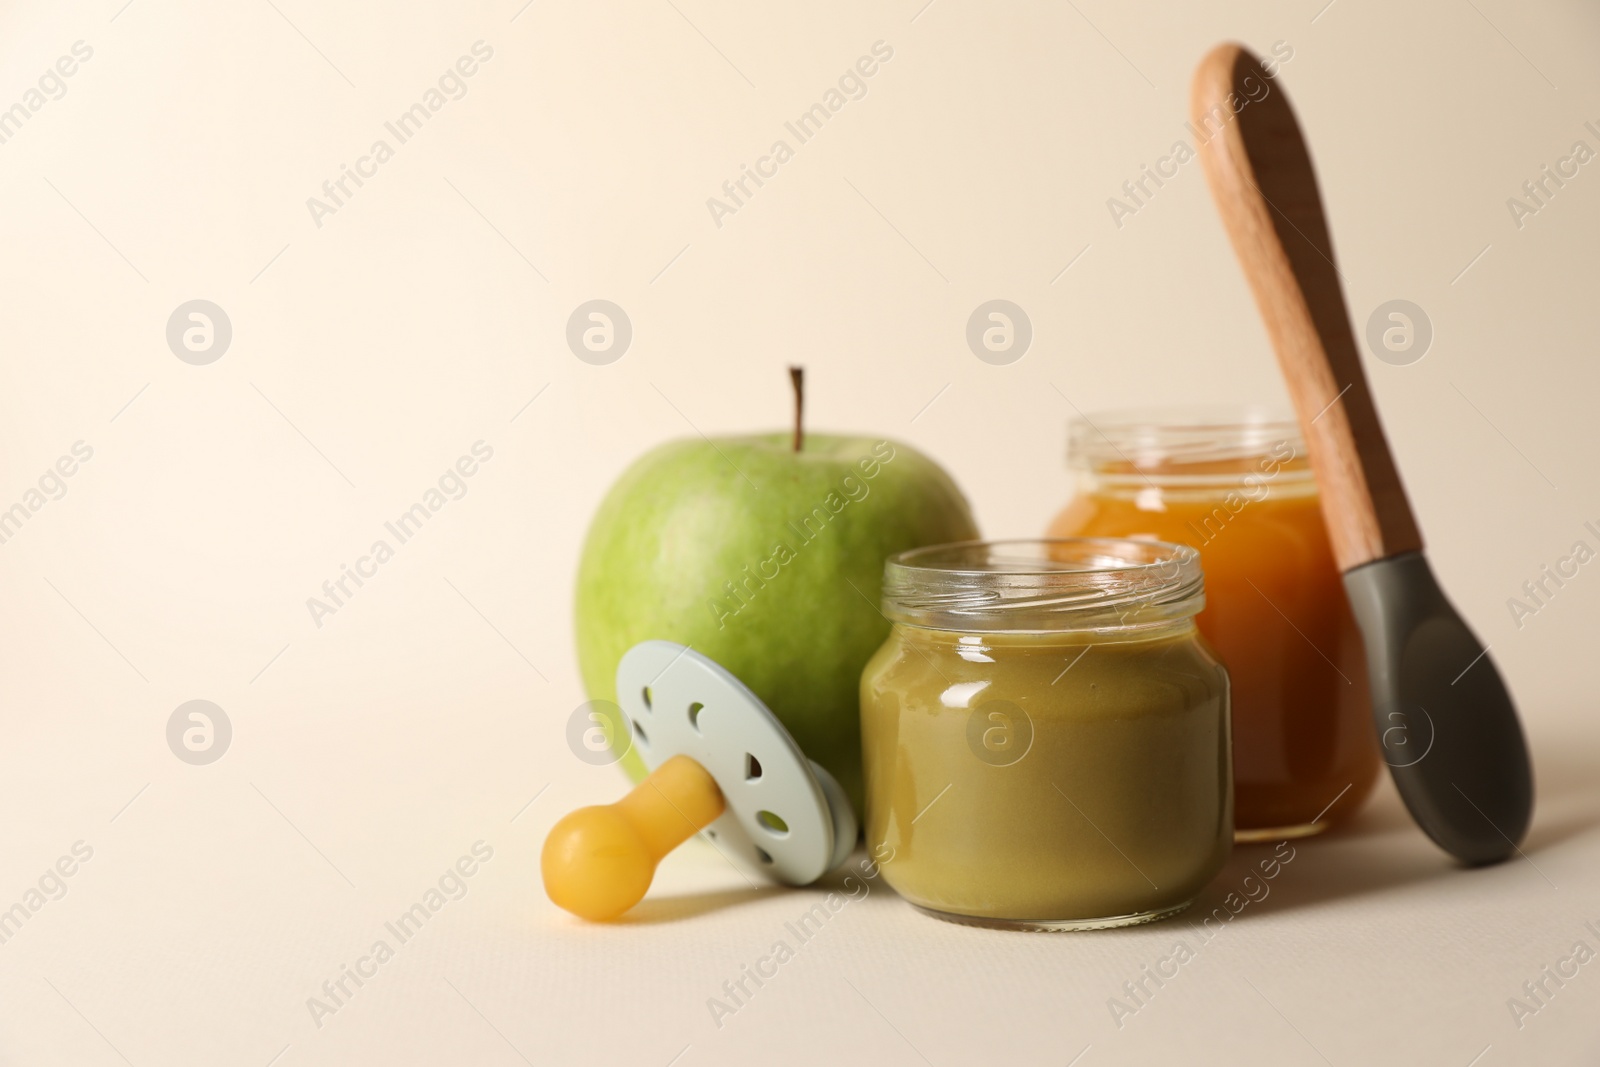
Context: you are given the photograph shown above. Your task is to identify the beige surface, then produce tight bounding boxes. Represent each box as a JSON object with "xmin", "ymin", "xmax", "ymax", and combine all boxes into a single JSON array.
[{"xmin": 1, "ymin": 0, "xmax": 1598, "ymax": 1064}]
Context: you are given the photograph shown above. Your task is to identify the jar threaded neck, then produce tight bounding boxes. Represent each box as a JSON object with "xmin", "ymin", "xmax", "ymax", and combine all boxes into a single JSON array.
[{"xmin": 881, "ymin": 538, "xmax": 1204, "ymax": 633}]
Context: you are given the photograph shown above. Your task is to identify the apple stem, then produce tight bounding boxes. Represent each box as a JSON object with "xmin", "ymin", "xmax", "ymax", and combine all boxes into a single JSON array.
[{"xmin": 789, "ymin": 365, "xmax": 804, "ymax": 453}]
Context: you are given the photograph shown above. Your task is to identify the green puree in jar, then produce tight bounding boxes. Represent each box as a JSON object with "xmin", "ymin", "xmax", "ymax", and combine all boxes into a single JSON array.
[{"xmin": 860, "ymin": 539, "xmax": 1232, "ymax": 930}]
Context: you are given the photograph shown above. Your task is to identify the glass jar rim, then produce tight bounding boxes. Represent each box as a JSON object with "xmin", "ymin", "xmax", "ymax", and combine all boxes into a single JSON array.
[
  {"xmin": 1069, "ymin": 405, "xmax": 1304, "ymax": 472},
  {"xmin": 881, "ymin": 538, "xmax": 1204, "ymax": 632}
]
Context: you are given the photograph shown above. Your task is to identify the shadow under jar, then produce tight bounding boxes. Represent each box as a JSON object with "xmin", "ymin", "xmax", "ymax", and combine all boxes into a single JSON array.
[
  {"xmin": 1047, "ymin": 409, "xmax": 1380, "ymax": 839},
  {"xmin": 860, "ymin": 539, "xmax": 1231, "ymax": 931}
]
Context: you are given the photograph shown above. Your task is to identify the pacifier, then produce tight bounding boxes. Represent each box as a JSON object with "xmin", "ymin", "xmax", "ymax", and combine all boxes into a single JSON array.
[{"xmin": 543, "ymin": 641, "xmax": 858, "ymax": 921}]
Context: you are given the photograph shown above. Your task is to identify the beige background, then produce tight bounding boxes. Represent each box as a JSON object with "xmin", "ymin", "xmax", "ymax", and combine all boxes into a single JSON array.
[{"xmin": 1, "ymin": 0, "xmax": 1598, "ymax": 1064}]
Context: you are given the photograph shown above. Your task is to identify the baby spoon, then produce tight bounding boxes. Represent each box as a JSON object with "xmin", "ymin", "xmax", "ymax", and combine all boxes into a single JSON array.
[
  {"xmin": 543, "ymin": 641, "xmax": 857, "ymax": 921},
  {"xmin": 1192, "ymin": 43, "xmax": 1533, "ymax": 864}
]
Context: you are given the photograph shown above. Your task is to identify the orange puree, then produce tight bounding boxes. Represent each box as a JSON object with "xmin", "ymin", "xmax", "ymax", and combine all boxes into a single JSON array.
[{"xmin": 1048, "ymin": 417, "xmax": 1378, "ymax": 837}]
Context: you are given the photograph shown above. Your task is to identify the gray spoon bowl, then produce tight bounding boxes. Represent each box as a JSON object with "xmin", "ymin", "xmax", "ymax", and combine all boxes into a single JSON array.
[{"xmin": 1347, "ymin": 553, "xmax": 1533, "ymax": 862}]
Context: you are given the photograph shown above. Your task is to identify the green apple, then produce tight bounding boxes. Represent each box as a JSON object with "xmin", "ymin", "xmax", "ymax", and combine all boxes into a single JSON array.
[{"xmin": 575, "ymin": 432, "xmax": 978, "ymax": 812}]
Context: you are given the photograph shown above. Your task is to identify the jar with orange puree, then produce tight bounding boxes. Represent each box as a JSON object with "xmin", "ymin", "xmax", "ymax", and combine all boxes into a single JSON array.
[{"xmin": 1047, "ymin": 409, "xmax": 1379, "ymax": 839}]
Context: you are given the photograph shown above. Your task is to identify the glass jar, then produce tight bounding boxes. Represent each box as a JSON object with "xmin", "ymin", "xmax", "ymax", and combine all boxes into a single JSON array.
[
  {"xmin": 1047, "ymin": 409, "xmax": 1379, "ymax": 839},
  {"xmin": 859, "ymin": 538, "xmax": 1231, "ymax": 931}
]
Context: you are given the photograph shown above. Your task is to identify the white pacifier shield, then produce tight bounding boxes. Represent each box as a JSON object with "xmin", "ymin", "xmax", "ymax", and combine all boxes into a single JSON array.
[{"xmin": 616, "ymin": 641, "xmax": 856, "ymax": 886}]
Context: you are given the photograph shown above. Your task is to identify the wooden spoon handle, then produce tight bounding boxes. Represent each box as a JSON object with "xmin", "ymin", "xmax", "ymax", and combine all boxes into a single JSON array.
[{"xmin": 1192, "ymin": 43, "xmax": 1422, "ymax": 571}]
